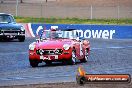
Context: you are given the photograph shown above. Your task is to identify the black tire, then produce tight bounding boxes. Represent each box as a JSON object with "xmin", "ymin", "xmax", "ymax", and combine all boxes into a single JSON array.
[
  {"xmin": 29, "ymin": 60, "xmax": 39, "ymax": 67},
  {"xmin": 80, "ymin": 48, "xmax": 89, "ymax": 62},
  {"xmin": 18, "ymin": 37, "xmax": 25, "ymax": 42},
  {"xmin": 0, "ymin": 39, "xmax": 2, "ymax": 42},
  {"xmin": 62, "ymin": 60, "xmax": 68, "ymax": 65},
  {"xmin": 45, "ymin": 61, "xmax": 52, "ymax": 65},
  {"xmin": 68, "ymin": 50, "xmax": 76, "ymax": 65}
]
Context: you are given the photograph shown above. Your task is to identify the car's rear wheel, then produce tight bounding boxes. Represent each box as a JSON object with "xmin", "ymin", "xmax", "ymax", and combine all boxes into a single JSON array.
[
  {"xmin": 69, "ymin": 50, "xmax": 76, "ymax": 65},
  {"xmin": 29, "ymin": 59, "xmax": 39, "ymax": 67},
  {"xmin": 80, "ymin": 48, "xmax": 89, "ymax": 62}
]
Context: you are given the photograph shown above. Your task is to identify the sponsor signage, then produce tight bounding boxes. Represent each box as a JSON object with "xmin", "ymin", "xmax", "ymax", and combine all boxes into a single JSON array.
[
  {"xmin": 26, "ymin": 23, "xmax": 132, "ymax": 39},
  {"xmin": 76, "ymin": 66, "xmax": 131, "ymax": 85}
]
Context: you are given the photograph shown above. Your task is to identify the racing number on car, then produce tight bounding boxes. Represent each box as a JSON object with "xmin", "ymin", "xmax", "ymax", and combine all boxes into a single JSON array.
[{"xmin": 40, "ymin": 55, "xmax": 58, "ymax": 60}]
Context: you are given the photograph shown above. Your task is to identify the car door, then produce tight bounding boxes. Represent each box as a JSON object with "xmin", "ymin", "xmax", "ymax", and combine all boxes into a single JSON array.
[{"xmin": 74, "ymin": 39, "xmax": 84, "ymax": 59}]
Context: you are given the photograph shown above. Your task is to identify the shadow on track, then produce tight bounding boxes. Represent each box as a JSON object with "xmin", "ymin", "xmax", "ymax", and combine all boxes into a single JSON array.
[{"xmin": 31, "ymin": 61, "xmax": 84, "ymax": 68}]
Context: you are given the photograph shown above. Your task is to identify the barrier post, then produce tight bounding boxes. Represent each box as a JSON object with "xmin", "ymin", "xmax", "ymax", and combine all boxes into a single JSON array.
[
  {"xmin": 117, "ymin": 5, "xmax": 120, "ymax": 20},
  {"xmin": 90, "ymin": 5, "xmax": 93, "ymax": 20},
  {"xmin": 16, "ymin": 0, "xmax": 19, "ymax": 16}
]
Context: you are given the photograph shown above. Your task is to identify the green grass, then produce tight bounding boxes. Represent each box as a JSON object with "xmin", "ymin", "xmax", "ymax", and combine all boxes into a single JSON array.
[{"xmin": 14, "ymin": 16, "xmax": 132, "ymax": 25}]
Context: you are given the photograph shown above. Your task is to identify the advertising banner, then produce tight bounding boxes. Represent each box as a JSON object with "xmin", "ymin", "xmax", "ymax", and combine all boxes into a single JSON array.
[{"xmin": 26, "ymin": 23, "xmax": 132, "ymax": 39}]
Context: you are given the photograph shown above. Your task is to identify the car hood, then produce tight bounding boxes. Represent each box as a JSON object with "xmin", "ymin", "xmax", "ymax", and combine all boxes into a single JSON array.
[
  {"xmin": 0, "ymin": 23, "xmax": 22, "ymax": 30},
  {"xmin": 36, "ymin": 39, "xmax": 73, "ymax": 49}
]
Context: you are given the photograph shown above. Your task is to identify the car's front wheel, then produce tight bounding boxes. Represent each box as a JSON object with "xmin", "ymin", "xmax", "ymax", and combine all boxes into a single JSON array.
[
  {"xmin": 69, "ymin": 50, "xmax": 77, "ymax": 65},
  {"xmin": 18, "ymin": 36, "xmax": 25, "ymax": 42},
  {"xmin": 29, "ymin": 59, "xmax": 39, "ymax": 67},
  {"xmin": 0, "ymin": 38, "xmax": 2, "ymax": 41},
  {"xmin": 80, "ymin": 48, "xmax": 89, "ymax": 62}
]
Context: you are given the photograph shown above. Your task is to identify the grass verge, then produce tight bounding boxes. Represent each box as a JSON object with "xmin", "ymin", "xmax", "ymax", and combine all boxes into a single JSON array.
[{"xmin": 14, "ymin": 16, "xmax": 132, "ymax": 25}]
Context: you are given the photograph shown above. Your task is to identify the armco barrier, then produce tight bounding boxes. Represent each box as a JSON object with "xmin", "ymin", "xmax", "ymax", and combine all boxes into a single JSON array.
[{"xmin": 24, "ymin": 23, "xmax": 132, "ymax": 39}]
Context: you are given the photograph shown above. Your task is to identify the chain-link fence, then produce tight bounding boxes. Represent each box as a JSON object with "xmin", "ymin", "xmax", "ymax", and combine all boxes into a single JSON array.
[{"xmin": 0, "ymin": 0, "xmax": 132, "ymax": 19}]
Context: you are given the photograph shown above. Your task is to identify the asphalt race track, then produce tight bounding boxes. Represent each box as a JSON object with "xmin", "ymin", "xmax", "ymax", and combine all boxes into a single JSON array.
[{"xmin": 0, "ymin": 38, "xmax": 132, "ymax": 87}]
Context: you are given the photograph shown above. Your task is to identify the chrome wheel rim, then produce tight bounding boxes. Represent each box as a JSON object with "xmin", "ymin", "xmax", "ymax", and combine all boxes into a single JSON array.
[
  {"xmin": 72, "ymin": 51, "xmax": 76, "ymax": 63},
  {"xmin": 85, "ymin": 50, "xmax": 89, "ymax": 61}
]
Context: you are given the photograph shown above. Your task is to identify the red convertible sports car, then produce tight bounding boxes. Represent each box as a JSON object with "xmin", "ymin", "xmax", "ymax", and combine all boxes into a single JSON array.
[{"xmin": 29, "ymin": 29, "xmax": 90, "ymax": 67}]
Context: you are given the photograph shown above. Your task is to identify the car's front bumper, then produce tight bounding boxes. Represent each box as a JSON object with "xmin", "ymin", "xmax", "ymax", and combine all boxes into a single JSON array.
[
  {"xmin": 0, "ymin": 30, "xmax": 25, "ymax": 39},
  {"xmin": 0, "ymin": 34, "xmax": 25, "ymax": 39},
  {"xmin": 29, "ymin": 49, "xmax": 72, "ymax": 61}
]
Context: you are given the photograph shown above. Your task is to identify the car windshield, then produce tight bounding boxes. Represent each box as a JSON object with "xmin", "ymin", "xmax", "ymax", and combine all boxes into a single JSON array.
[
  {"xmin": 41, "ymin": 30, "xmax": 78, "ymax": 39},
  {"xmin": 0, "ymin": 15, "xmax": 15, "ymax": 23}
]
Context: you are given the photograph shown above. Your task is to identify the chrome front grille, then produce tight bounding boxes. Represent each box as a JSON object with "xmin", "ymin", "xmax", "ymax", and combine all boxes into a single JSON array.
[
  {"xmin": 36, "ymin": 49, "xmax": 63, "ymax": 55},
  {"xmin": 44, "ymin": 50, "xmax": 55, "ymax": 54},
  {"xmin": 1, "ymin": 30, "xmax": 20, "ymax": 33},
  {"xmin": 0, "ymin": 30, "xmax": 25, "ymax": 35}
]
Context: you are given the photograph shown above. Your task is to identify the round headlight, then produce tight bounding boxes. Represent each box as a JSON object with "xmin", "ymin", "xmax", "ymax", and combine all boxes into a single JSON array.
[
  {"xmin": 39, "ymin": 49, "xmax": 44, "ymax": 55},
  {"xmin": 55, "ymin": 49, "xmax": 59, "ymax": 54},
  {"xmin": 29, "ymin": 44, "xmax": 35, "ymax": 50},
  {"xmin": 63, "ymin": 44, "xmax": 70, "ymax": 50},
  {"xmin": 29, "ymin": 42, "xmax": 36, "ymax": 50}
]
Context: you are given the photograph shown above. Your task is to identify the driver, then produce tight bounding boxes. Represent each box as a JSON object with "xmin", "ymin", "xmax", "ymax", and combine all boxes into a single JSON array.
[{"xmin": 50, "ymin": 28, "xmax": 59, "ymax": 39}]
